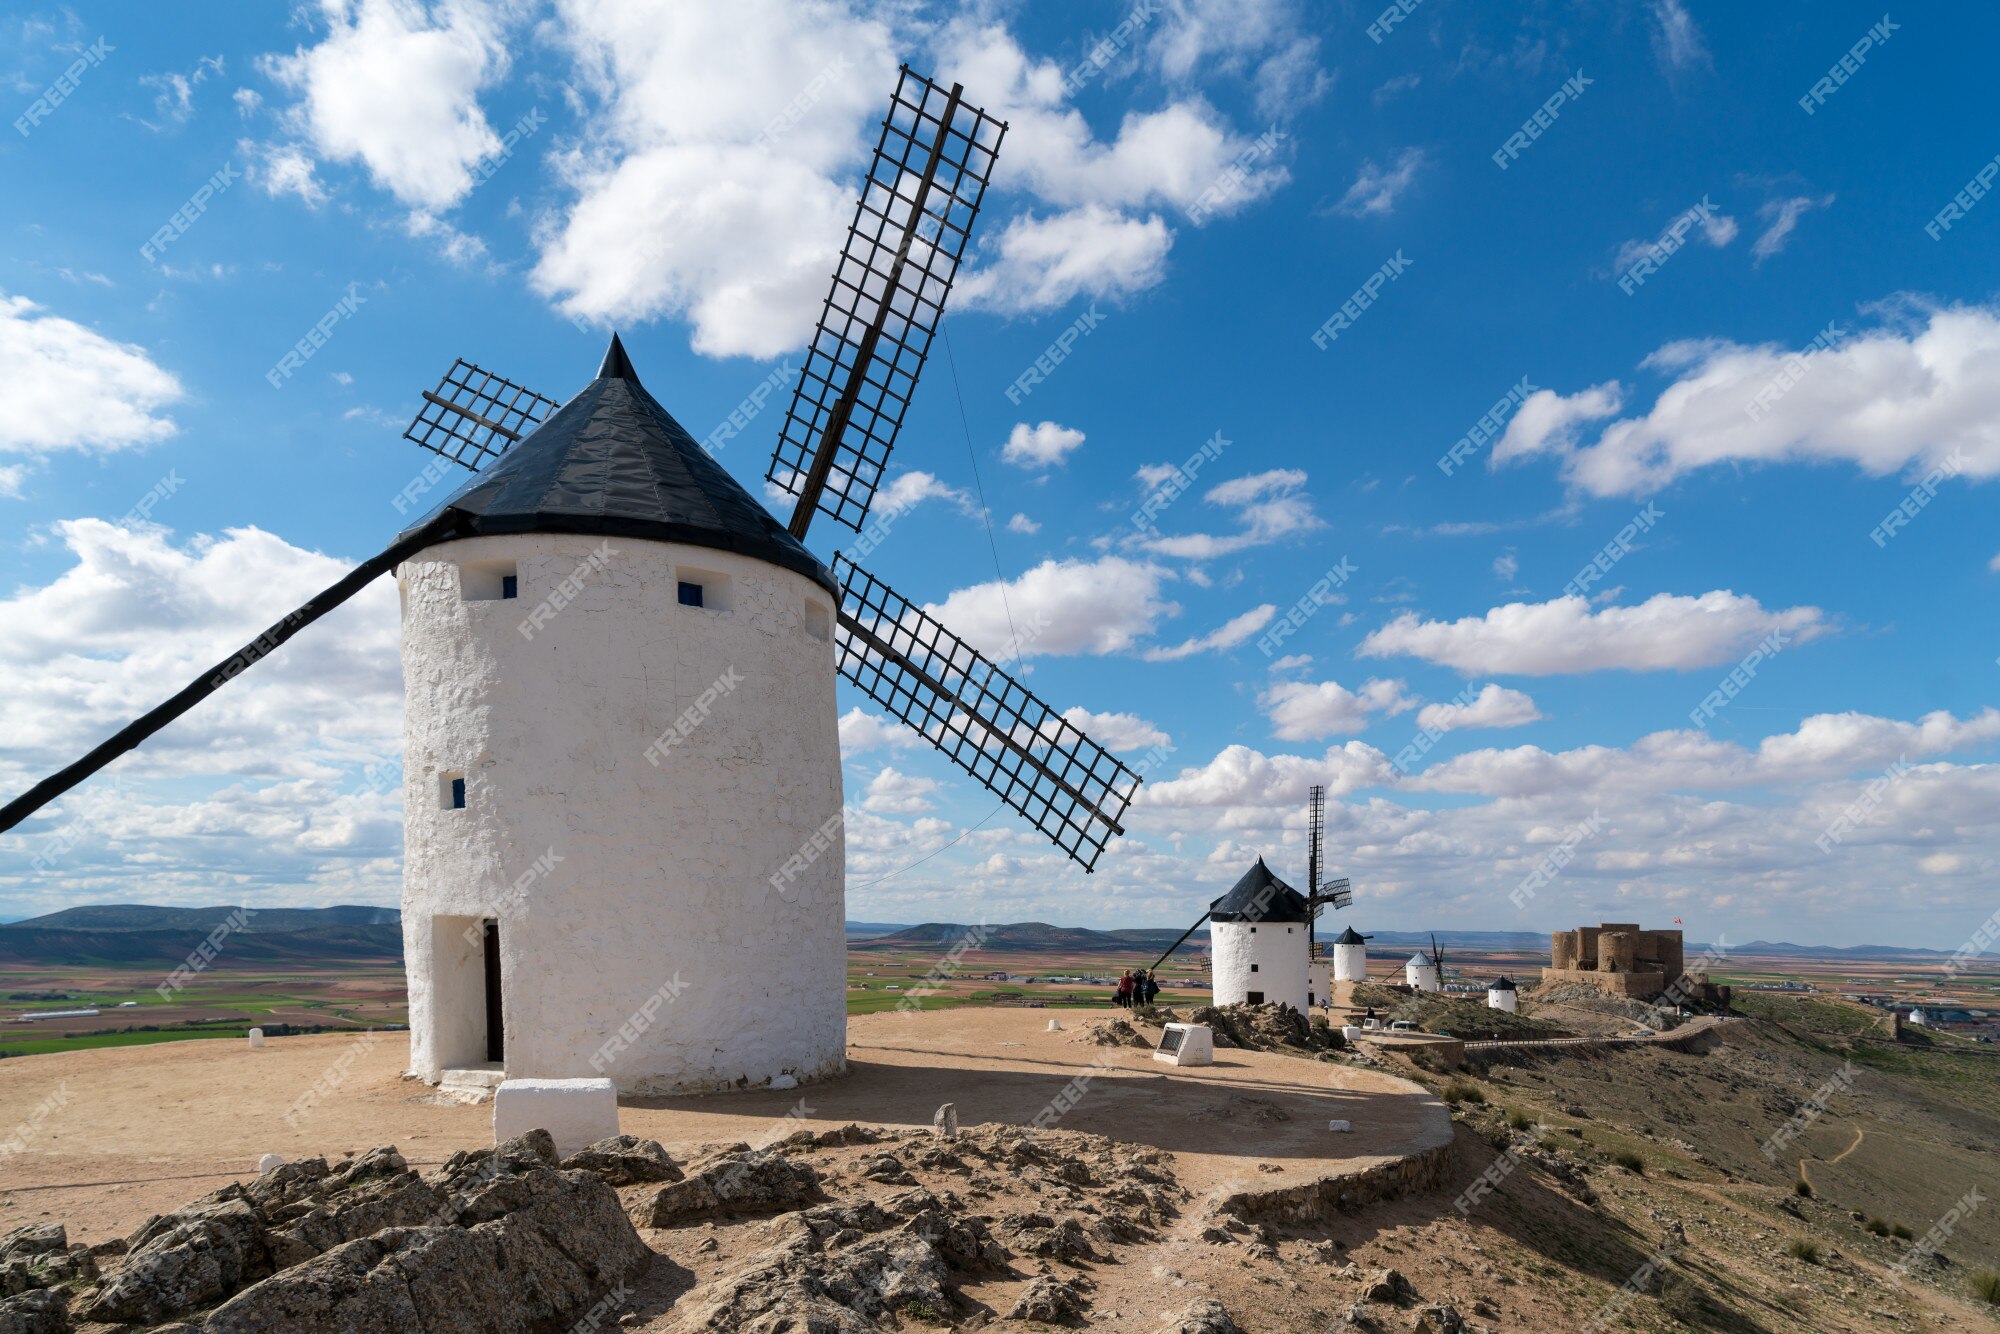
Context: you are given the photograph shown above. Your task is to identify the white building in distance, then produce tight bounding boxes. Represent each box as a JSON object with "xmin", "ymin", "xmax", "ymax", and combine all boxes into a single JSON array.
[{"xmin": 400, "ymin": 339, "xmax": 846, "ymax": 1096}]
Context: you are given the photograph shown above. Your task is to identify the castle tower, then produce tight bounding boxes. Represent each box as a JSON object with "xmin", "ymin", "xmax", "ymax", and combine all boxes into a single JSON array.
[
  {"xmin": 398, "ymin": 339, "xmax": 846, "ymax": 1095},
  {"xmin": 1208, "ymin": 859, "xmax": 1311, "ymax": 1010}
]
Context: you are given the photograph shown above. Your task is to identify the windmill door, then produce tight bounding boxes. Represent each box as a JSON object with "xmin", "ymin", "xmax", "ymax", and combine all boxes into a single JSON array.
[{"xmin": 482, "ymin": 920, "xmax": 504, "ymax": 1062}]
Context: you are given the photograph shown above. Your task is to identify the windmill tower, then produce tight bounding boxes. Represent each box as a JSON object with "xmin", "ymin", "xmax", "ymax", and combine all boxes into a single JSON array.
[
  {"xmin": 1406, "ymin": 934, "xmax": 1445, "ymax": 992},
  {"xmin": 0, "ymin": 70, "xmax": 1140, "ymax": 1096},
  {"xmin": 1328, "ymin": 925, "xmax": 1371, "ymax": 983},
  {"xmin": 1206, "ymin": 859, "xmax": 1312, "ymax": 1010},
  {"xmin": 1486, "ymin": 975, "xmax": 1519, "ymax": 1012}
]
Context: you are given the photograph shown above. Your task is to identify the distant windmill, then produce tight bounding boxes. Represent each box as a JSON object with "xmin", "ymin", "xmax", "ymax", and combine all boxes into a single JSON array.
[
  {"xmin": 1406, "ymin": 932, "xmax": 1446, "ymax": 993},
  {"xmin": 0, "ymin": 68, "xmax": 1141, "ymax": 1094}
]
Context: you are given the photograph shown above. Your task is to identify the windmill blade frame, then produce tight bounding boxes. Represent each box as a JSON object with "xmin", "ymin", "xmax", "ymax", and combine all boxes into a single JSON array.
[
  {"xmin": 403, "ymin": 358, "xmax": 561, "ymax": 473},
  {"xmin": 832, "ymin": 553, "xmax": 1139, "ymax": 871},
  {"xmin": 768, "ymin": 66, "xmax": 1006, "ymax": 539}
]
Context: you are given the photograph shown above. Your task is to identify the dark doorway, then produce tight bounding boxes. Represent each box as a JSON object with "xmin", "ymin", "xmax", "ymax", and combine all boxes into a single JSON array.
[
  {"xmin": 1247, "ymin": 990, "xmax": 1265, "ymax": 1005},
  {"xmin": 482, "ymin": 920, "xmax": 504, "ymax": 1062}
]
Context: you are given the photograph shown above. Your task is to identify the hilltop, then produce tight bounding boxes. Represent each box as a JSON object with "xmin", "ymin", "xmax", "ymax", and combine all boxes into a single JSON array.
[
  {"xmin": 0, "ymin": 904, "xmax": 402, "ymax": 968},
  {"xmin": 853, "ymin": 921, "xmax": 1196, "ymax": 954}
]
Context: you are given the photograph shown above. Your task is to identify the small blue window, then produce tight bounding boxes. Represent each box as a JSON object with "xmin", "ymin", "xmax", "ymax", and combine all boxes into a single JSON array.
[
  {"xmin": 500, "ymin": 575, "xmax": 517, "ymax": 599},
  {"xmin": 450, "ymin": 777, "xmax": 466, "ymax": 809},
  {"xmin": 677, "ymin": 581, "xmax": 704, "ymax": 608}
]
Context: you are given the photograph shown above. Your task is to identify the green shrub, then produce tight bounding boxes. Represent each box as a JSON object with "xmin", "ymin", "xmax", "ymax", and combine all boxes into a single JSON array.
[
  {"xmin": 1972, "ymin": 1270, "xmax": 2000, "ymax": 1306},
  {"xmin": 1612, "ymin": 1151, "xmax": 1646, "ymax": 1174},
  {"xmin": 1787, "ymin": 1238, "xmax": 1820, "ymax": 1264},
  {"xmin": 1891, "ymin": 1223, "xmax": 1914, "ymax": 1240},
  {"xmin": 1793, "ymin": 1179, "xmax": 1813, "ymax": 1198},
  {"xmin": 1658, "ymin": 1273, "xmax": 1702, "ymax": 1321},
  {"xmin": 1441, "ymin": 1082, "xmax": 1485, "ymax": 1105},
  {"xmin": 1865, "ymin": 1217, "xmax": 1891, "ymax": 1237},
  {"xmin": 1507, "ymin": 1109, "xmax": 1533, "ymax": 1131}
]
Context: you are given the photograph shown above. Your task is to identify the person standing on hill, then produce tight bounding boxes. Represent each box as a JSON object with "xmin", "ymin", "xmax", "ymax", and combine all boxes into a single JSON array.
[
  {"xmin": 1142, "ymin": 970, "xmax": 1161, "ymax": 1008},
  {"xmin": 1116, "ymin": 971, "xmax": 1134, "ymax": 1008}
]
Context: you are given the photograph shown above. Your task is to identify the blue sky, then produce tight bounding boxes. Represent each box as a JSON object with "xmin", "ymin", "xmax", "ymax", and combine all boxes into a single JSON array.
[{"xmin": 3, "ymin": 1, "xmax": 1998, "ymax": 951}]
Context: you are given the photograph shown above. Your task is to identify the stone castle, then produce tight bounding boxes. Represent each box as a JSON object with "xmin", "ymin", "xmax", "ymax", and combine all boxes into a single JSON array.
[{"xmin": 1543, "ymin": 922, "xmax": 1687, "ymax": 1000}]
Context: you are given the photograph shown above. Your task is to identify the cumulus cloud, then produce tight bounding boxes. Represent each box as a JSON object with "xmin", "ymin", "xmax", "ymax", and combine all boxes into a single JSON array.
[
  {"xmin": 1139, "ymin": 467, "xmax": 1321, "ymax": 559},
  {"xmin": 262, "ymin": 0, "xmax": 516, "ymax": 213},
  {"xmin": 1001, "ymin": 421, "xmax": 1085, "ymax": 470},
  {"xmin": 1414, "ymin": 684, "xmax": 1541, "ymax": 733},
  {"xmin": 1261, "ymin": 677, "xmax": 1415, "ymax": 740},
  {"xmin": 241, "ymin": 140, "xmax": 330, "ymax": 206},
  {"xmin": 0, "ymin": 295, "xmax": 182, "ymax": 457},
  {"xmin": 1494, "ymin": 303, "xmax": 2000, "ymax": 495},
  {"xmin": 874, "ymin": 470, "xmax": 974, "ymax": 518},
  {"xmin": 864, "ymin": 766, "xmax": 938, "ymax": 814},
  {"xmin": 1333, "ymin": 148, "xmax": 1424, "ymax": 218},
  {"xmin": 1061, "ymin": 707, "xmax": 1170, "ymax": 751},
  {"xmin": 924, "ymin": 556, "xmax": 1177, "ymax": 659},
  {"xmin": 1006, "ymin": 513, "xmax": 1040, "ymax": 535},
  {"xmin": 1142, "ymin": 604, "xmax": 1276, "ymax": 662},
  {"xmin": 838, "ymin": 707, "xmax": 920, "ymax": 752},
  {"xmin": 957, "ymin": 206, "xmax": 1173, "ymax": 315},
  {"xmin": 1359, "ymin": 591, "xmax": 1827, "ymax": 675}
]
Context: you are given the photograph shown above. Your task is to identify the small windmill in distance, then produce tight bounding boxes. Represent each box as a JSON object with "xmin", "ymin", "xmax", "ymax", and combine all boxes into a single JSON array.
[{"xmin": 1406, "ymin": 932, "xmax": 1446, "ymax": 993}]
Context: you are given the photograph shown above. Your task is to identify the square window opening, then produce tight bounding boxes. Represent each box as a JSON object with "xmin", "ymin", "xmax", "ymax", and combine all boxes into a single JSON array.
[
  {"xmin": 461, "ymin": 560, "xmax": 518, "ymax": 601},
  {"xmin": 441, "ymin": 771, "xmax": 467, "ymax": 810},
  {"xmin": 1247, "ymin": 990, "xmax": 1265, "ymax": 1005},
  {"xmin": 675, "ymin": 565, "xmax": 731, "ymax": 611},
  {"xmin": 1250, "ymin": 963, "xmax": 1260, "ymax": 973}
]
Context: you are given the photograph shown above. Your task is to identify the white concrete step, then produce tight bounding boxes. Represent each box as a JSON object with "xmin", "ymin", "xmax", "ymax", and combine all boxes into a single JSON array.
[{"xmin": 438, "ymin": 1063, "xmax": 506, "ymax": 1103}]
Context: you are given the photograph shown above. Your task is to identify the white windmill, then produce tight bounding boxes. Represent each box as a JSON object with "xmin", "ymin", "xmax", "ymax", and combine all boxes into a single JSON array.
[{"xmin": 0, "ymin": 70, "xmax": 1141, "ymax": 1096}]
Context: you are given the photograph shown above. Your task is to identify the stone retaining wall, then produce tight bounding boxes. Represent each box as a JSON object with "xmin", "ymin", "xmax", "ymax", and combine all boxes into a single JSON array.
[{"xmin": 1215, "ymin": 1137, "xmax": 1457, "ymax": 1224}]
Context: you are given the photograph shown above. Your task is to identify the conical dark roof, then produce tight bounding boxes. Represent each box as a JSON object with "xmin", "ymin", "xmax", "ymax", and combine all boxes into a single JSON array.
[
  {"xmin": 399, "ymin": 336, "xmax": 836, "ymax": 596},
  {"xmin": 1208, "ymin": 858, "xmax": 1311, "ymax": 923},
  {"xmin": 1331, "ymin": 925, "xmax": 1369, "ymax": 945},
  {"xmin": 1489, "ymin": 976, "xmax": 1516, "ymax": 991}
]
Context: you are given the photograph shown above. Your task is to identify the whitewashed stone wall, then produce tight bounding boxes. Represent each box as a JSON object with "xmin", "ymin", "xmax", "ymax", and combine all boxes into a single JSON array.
[
  {"xmin": 1210, "ymin": 919, "xmax": 1310, "ymax": 1010},
  {"xmin": 400, "ymin": 533, "xmax": 845, "ymax": 1095},
  {"xmin": 1332, "ymin": 939, "xmax": 1368, "ymax": 982}
]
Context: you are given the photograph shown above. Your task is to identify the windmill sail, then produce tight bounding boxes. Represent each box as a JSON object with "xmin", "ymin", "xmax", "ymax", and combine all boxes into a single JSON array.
[
  {"xmin": 768, "ymin": 67, "xmax": 1006, "ymax": 538},
  {"xmin": 832, "ymin": 554, "xmax": 1138, "ymax": 871},
  {"xmin": 403, "ymin": 358, "xmax": 561, "ymax": 472}
]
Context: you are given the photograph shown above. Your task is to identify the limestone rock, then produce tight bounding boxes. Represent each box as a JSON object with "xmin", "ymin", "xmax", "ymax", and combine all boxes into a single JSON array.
[
  {"xmin": 1413, "ymin": 1303, "xmax": 1466, "ymax": 1333},
  {"xmin": 75, "ymin": 1196, "xmax": 271, "ymax": 1325},
  {"xmin": 560, "ymin": 1135, "xmax": 682, "ymax": 1186},
  {"xmin": 1006, "ymin": 1275, "xmax": 1086, "ymax": 1322},
  {"xmin": 628, "ymin": 1150, "xmax": 822, "ymax": 1227},
  {"xmin": 0, "ymin": 1288, "xmax": 68, "ymax": 1334},
  {"xmin": 1359, "ymin": 1267, "xmax": 1411, "ymax": 1303},
  {"xmin": 1165, "ymin": 1298, "xmax": 1242, "ymax": 1334},
  {"xmin": 0, "ymin": 1228, "xmax": 65, "ymax": 1265}
]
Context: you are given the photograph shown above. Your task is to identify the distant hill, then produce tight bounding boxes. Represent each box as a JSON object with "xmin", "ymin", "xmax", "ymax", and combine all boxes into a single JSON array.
[
  {"xmin": 854, "ymin": 922, "xmax": 1202, "ymax": 955},
  {"xmin": 844, "ymin": 921, "xmax": 913, "ymax": 940},
  {"xmin": 0, "ymin": 904, "xmax": 403, "ymax": 968}
]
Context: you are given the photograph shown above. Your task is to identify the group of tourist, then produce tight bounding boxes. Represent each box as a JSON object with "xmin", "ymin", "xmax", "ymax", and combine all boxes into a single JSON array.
[{"xmin": 1114, "ymin": 969, "xmax": 1160, "ymax": 1009}]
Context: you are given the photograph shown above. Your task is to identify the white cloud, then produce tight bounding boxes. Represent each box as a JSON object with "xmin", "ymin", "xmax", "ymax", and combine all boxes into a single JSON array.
[
  {"xmin": 1492, "ymin": 553, "xmax": 1519, "ymax": 581},
  {"xmin": 1360, "ymin": 591, "xmax": 1828, "ymax": 675},
  {"xmin": 1261, "ymin": 677, "xmax": 1415, "ymax": 740},
  {"xmin": 1613, "ymin": 205, "xmax": 1735, "ymax": 269},
  {"xmin": 1061, "ymin": 707, "xmax": 1170, "ymax": 751},
  {"xmin": 1268, "ymin": 653, "xmax": 1311, "ymax": 673},
  {"xmin": 1141, "ymin": 603, "xmax": 1276, "ymax": 661},
  {"xmin": 1752, "ymin": 193, "xmax": 1834, "ymax": 263},
  {"xmin": 1006, "ymin": 512, "xmax": 1040, "ymax": 535},
  {"xmin": 0, "ymin": 295, "xmax": 182, "ymax": 457},
  {"xmin": 233, "ymin": 87, "xmax": 264, "ymax": 118},
  {"xmin": 1496, "ymin": 303, "xmax": 2000, "ymax": 496},
  {"xmin": 1139, "ymin": 467, "xmax": 1321, "ymax": 559},
  {"xmin": 1001, "ymin": 421, "xmax": 1085, "ymax": 470},
  {"xmin": 1414, "ymin": 684, "xmax": 1541, "ymax": 734},
  {"xmin": 1146, "ymin": 0, "xmax": 1328, "ymax": 115},
  {"xmin": 924, "ymin": 556, "xmax": 1177, "ymax": 659},
  {"xmin": 864, "ymin": 766, "xmax": 938, "ymax": 814},
  {"xmin": 242, "ymin": 140, "xmax": 330, "ymax": 206},
  {"xmin": 1333, "ymin": 148, "xmax": 1424, "ymax": 218},
  {"xmin": 1649, "ymin": 0, "xmax": 1709, "ymax": 71},
  {"xmin": 838, "ymin": 707, "xmax": 920, "ymax": 752},
  {"xmin": 262, "ymin": 0, "xmax": 515, "ymax": 213},
  {"xmin": 874, "ymin": 470, "xmax": 974, "ymax": 518},
  {"xmin": 958, "ymin": 205, "xmax": 1173, "ymax": 315},
  {"xmin": 138, "ymin": 55, "xmax": 225, "ymax": 130}
]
